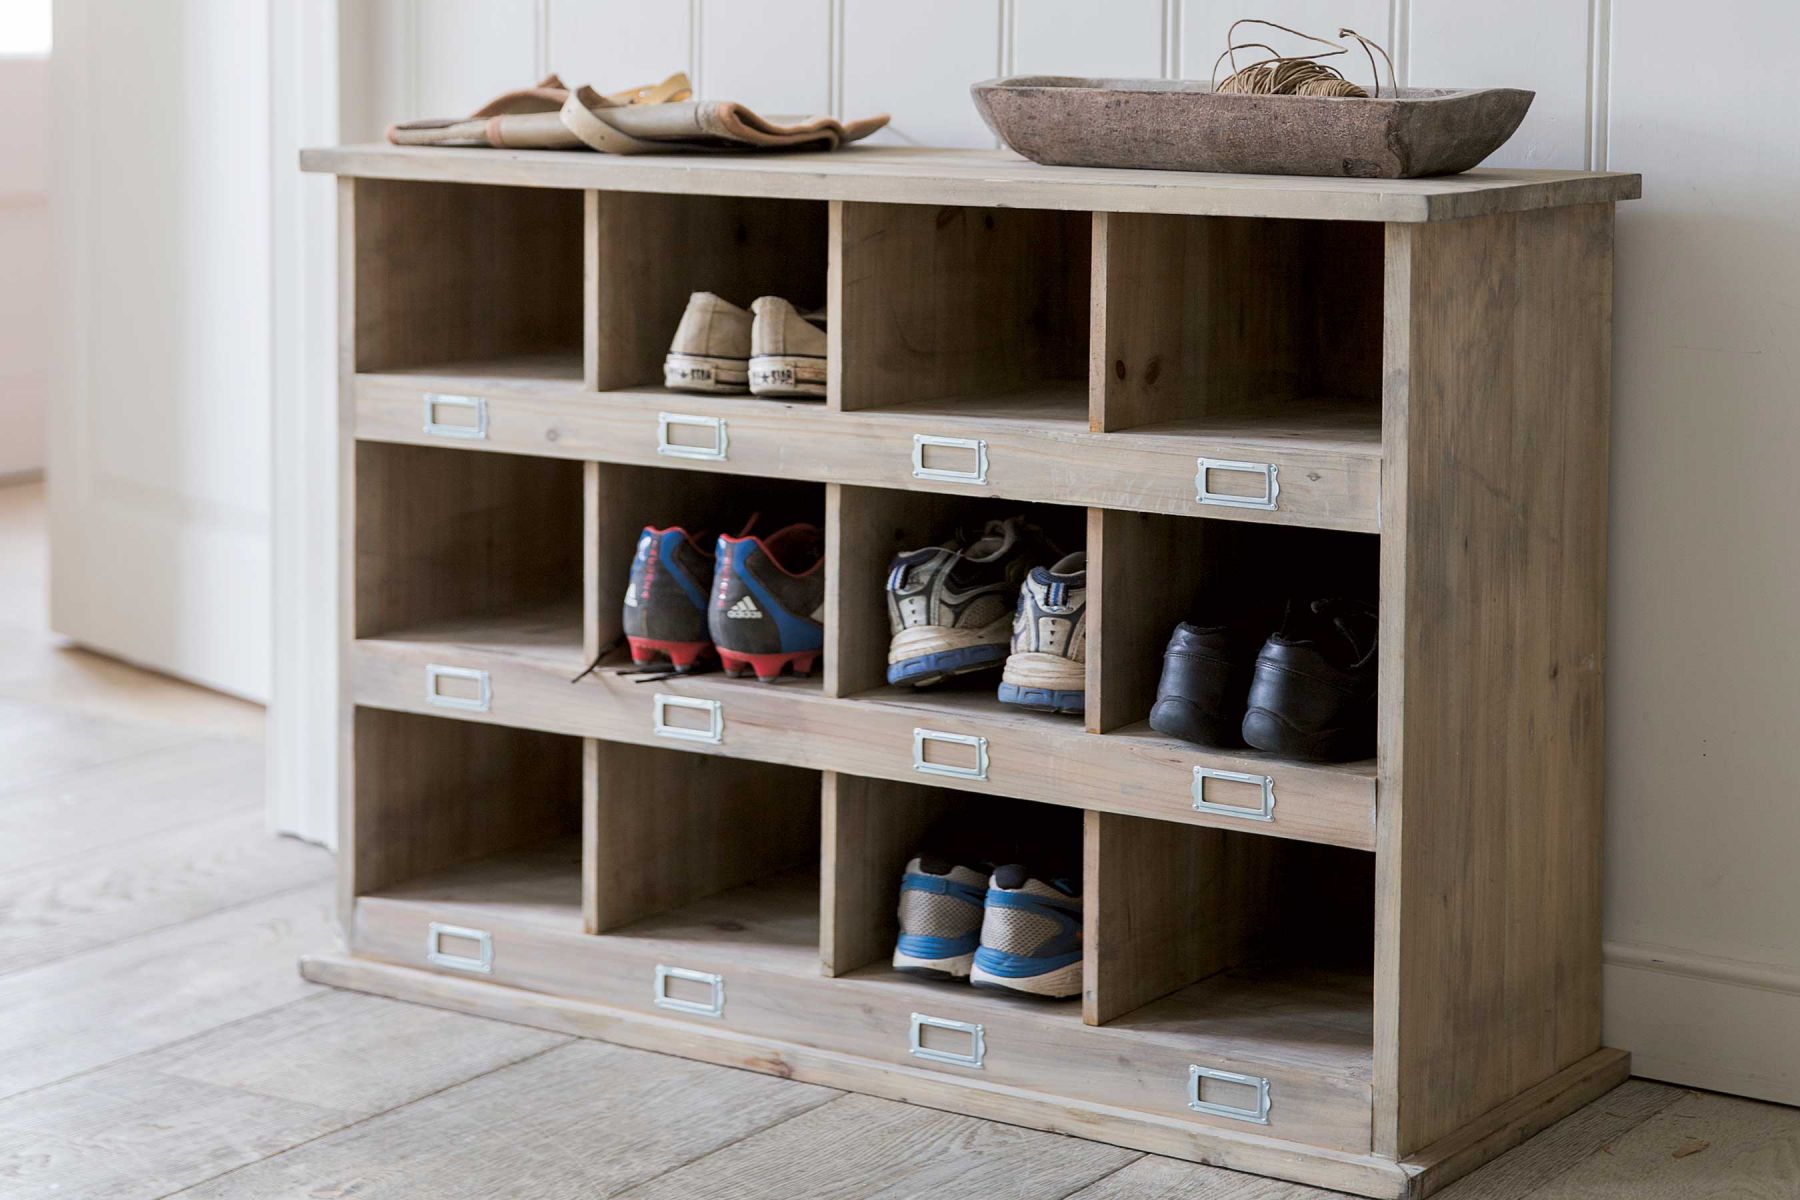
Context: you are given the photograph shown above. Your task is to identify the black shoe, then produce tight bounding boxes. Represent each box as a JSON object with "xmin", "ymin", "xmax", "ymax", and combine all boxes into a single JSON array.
[
  {"xmin": 1148, "ymin": 621, "xmax": 1257, "ymax": 747},
  {"xmin": 1241, "ymin": 599, "xmax": 1377, "ymax": 762}
]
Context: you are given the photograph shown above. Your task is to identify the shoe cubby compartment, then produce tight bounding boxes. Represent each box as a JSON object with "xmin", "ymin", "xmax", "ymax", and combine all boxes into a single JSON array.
[
  {"xmin": 351, "ymin": 443, "xmax": 586, "ymax": 722},
  {"xmin": 1091, "ymin": 215, "xmax": 1383, "ymax": 434},
  {"xmin": 832, "ymin": 202, "xmax": 1090, "ymax": 422},
  {"xmin": 586, "ymin": 461, "xmax": 824, "ymax": 677},
  {"xmin": 1088, "ymin": 511, "xmax": 1377, "ymax": 748},
  {"xmin": 589, "ymin": 192, "xmax": 828, "ymax": 394},
  {"xmin": 826, "ymin": 484, "xmax": 1087, "ymax": 718},
  {"xmin": 348, "ymin": 709, "xmax": 584, "ymax": 988},
  {"xmin": 349, "ymin": 178, "xmax": 585, "ymax": 386}
]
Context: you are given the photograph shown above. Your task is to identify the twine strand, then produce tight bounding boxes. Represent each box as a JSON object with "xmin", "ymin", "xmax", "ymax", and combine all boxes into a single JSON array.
[{"xmin": 1210, "ymin": 20, "xmax": 1397, "ymax": 100}]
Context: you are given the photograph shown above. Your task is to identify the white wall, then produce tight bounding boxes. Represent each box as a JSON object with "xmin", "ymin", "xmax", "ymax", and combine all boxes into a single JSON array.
[
  {"xmin": 294, "ymin": 0, "xmax": 1800, "ymax": 1104},
  {"xmin": 0, "ymin": 53, "xmax": 49, "ymax": 479}
]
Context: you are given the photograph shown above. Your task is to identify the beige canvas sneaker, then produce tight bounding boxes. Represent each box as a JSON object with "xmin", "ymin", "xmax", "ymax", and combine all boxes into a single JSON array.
[
  {"xmin": 748, "ymin": 296, "xmax": 828, "ymax": 398},
  {"xmin": 664, "ymin": 292, "xmax": 751, "ymax": 393}
]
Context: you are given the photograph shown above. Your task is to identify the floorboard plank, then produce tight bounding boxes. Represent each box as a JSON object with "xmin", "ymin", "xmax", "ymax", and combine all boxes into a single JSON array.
[
  {"xmin": 0, "ymin": 990, "xmax": 568, "ymax": 1200},
  {"xmin": 1065, "ymin": 1153, "xmax": 1328, "ymax": 1198},
  {"xmin": 627, "ymin": 1092, "xmax": 1141, "ymax": 1200},
  {"xmin": 1519, "ymin": 1089, "xmax": 1800, "ymax": 1199},
  {"xmin": 0, "ymin": 698, "xmax": 198, "ymax": 796},
  {"xmin": 0, "ymin": 734, "xmax": 266, "ymax": 874},
  {"xmin": 1436, "ymin": 1078, "xmax": 1688, "ymax": 1198},
  {"xmin": 166, "ymin": 1039, "xmax": 840, "ymax": 1199},
  {"xmin": 0, "ymin": 881, "xmax": 335, "ymax": 1100},
  {"xmin": 0, "ymin": 808, "xmax": 333, "ymax": 975}
]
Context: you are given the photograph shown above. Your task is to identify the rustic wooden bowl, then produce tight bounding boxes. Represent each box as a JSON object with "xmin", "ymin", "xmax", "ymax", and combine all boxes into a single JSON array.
[{"xmin": 971, "ymin": 76, "xmax": 1534, "ymax": 178}]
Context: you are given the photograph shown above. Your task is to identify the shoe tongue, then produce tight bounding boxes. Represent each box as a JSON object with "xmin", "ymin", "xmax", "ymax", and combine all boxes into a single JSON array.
[
  {"xmin": 992, "ymin": 863, "xmax": 1031, "ymax": 890},
  {"xmin": 917, "ymin": 853, "xmax": 956, "ymax": 876},
  {"xmin": 1046, "ymin": 551, "xmax": 1086, "ymax": 577},
  {"xmin": 961, "ymin": 519, "xmax": 1012, "ymax": 561}
]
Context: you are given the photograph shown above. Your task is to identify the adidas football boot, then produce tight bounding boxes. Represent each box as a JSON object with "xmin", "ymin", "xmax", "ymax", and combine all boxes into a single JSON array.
[
  {"xmin": 998, "ymin": 551, "xmax": 1086, "ymax": 714},
  {"xmin": 709, "ymin": 523, "xmax": 826, "ymax": 682},
  {"xmin": 622, "ymin": 525, "xmax": 719, "ymax": 671},
  {"xmin": 969, "ymin": 864, "xmax": 1084, "ymax": 999},
  {"xmin": 885, "ymin": 518, "xmax": 1060, "ymax": 688}
]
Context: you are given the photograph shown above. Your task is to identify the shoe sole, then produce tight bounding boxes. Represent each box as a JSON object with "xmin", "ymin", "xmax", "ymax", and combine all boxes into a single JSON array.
[
  {"xmin": 997, "ymin": 682, "xmax": 1084, "ymax": 714},
  {"xmin": 969, "ymin": 958, "xmax": 1083, "ymax": 999},
  {"xmin": 892, "ymin": 948, "xmax": 974, "ymax": 980},
  {"xmin": 1148, "ymin": 697, "xmax": 1246, "ymax": 748},
  {"xmin": 748, "ymin": 355, "xmax": 826, "ymax": 398},
  {"xmin": 664, "ymin": 353, "xmax": 748, "ymax": 393},
  {"xmin": 888, "ymin": 643, "xmax": 1009, "ymax": 687},
  {"xmin": 1241, "ymin": 706, "xmax": 1372, "ymax": 762},
  {"xmin": 626, "ymin": 636, "xmax": 715, "ymax": 672},
  {"xmin": 719, "ymin": 648, "xmax": 820, "ymax": 683}
]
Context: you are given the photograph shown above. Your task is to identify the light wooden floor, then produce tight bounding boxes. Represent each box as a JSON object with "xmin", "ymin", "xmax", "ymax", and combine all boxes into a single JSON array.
[{"xmin": 5, "ymin": 476, "xmax": 1799, "ymax": 1199}]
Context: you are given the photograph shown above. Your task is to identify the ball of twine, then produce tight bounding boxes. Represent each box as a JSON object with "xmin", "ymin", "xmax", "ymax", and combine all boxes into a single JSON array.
[{"xmin": 1212, "ymin": 21, "xmax": 1396, "ymax": 100}]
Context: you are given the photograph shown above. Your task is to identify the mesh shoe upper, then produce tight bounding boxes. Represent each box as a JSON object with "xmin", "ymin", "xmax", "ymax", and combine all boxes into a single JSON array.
[
  {"xmin": 708, "ymin": 524, "xmax": 825, "ymax": 656},
  {"xmin": 974, "ymin": 864, "xmax": 1083, "ymax": 978},
  {"xmin": 1010, "ymin": 551, "xmax": 1087, "ymax": 663},
  {"xmin": 895, "ymin": 855, "xmax": 987, "ymax": 960},
  {"xmin": 622, "ymin": 526, "xmax": 713, "ymax": 645},
  {"xmin": 886, "ymin": 518, "xmax": 1058, "ymax": 639}
]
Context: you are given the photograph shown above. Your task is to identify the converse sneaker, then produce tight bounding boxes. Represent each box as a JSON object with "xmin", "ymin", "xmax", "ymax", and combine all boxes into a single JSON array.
[
  {"xmin": 885, "ymin": 518, "xmax": 1061, "ymax": 688},
  {"xmin": 892, "ymin": 854, "xmax": 988, "ymax": 980},
  {"xmin": 664, "ymin": 292, "xmax": 751, "ymax": 393},
  {"xmin": 970, "ymin": 864, "xmax": 1083, "ymax": 999},
  {"xmin": 709, "ymin": 523, "xmax": 826, "ymax": 682},
  {"xmin": 748, "ymin": 296, "xmax": 827, "ymax": 398},
  {"xmin": 997, "ymin": 551, "xmax": 1086, "ymax": 714}
]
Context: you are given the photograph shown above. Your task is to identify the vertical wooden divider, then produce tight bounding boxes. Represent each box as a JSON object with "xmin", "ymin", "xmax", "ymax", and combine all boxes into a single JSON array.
[
  {"xmin": 1089, "ymin": 211, "xmax": 1187, "ymax": 433},
  {"xmin": 821, "ymin": 772, "xmax": 960, "ymax": 977},
  {"xmin": 825, "ymin": 484, "xmax": 889, "ymax": 698},
  {"xmin": 1084, "ymin": 810, "xmax": 1264, "ymax": 1026},
  {"xmin": 582, "ymin": 189, "xmax": 600, "ymax": 389},
  {"xmin": 1085, "ymin": 506, "xmax": 1212, "ymax": 734}
]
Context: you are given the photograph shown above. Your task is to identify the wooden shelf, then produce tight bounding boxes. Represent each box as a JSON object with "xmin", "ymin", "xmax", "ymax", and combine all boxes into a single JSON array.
[
  {"xmin": 304, "ymin": 143, "xmax": 1641, "ymax": 224},
  {"xmin": 319, "ymin": 146, "xmax": 1630, "ymax": 1197}
]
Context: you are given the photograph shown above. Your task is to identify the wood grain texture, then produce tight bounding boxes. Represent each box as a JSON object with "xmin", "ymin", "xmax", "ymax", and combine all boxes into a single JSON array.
[
  {"xmin": 168, "ymin": 1039, "xmax": 839, "ymax": 1200},
  {"xmin": 590, "ymin": 190, "xmax": 828, "ymax": 390},
  {"xmin": 627, "ymin": 1092, "xmax": 1139, "ymax": 1199},
  {"xmin": 1085, "ymin": 507, "xmax": 1209, "ymax": 733},
  {"xmin": 0, "ymin": 991, "xmax": 567, "ymax": 1200},
  {"xmin": 820, "ymin": 772, "xmax": 959, "ymax": 976},
  {"xmin": 0, "ymin": 808, "xmax": 332, "ymax": 975},
  {"xmin": 1375, "ymin": 204, "xmax": 1615, "ymax": 1157},
  {"xmin": 833, "ymin": 200, "xmax": 1089, "ymax": 411},
  {"xmin": 587, "ymin": 741, "xmax": 819, "ymax": 932},
  {"xmin": 350, "ymin": 708, "xmax": 580, "ymax": 902},
  {"xmin": 1068, "ymin": 1153, "xmax": 1324, "ymax": 1197},
  {"xmin": 351, "ymin": 177, "xmax": 582, "ymax": 372},
  {"xmin": 353, "ymin": 440, "xmax": 584, "ymax": 638},
  {"xmin": 1090, "ymin": 213, "xmax": 1382, "ymax": 432},
  {"xmin": 302, "ymin": 146, "xmax": 1644, "ymax": 225},
  {"xmin": 0, "ymin": 882, "xmax": 333, "ymax": 1101},
  {"xmin": 354, "ymin": 370, "xmax": 1384, "ymax": 532}
]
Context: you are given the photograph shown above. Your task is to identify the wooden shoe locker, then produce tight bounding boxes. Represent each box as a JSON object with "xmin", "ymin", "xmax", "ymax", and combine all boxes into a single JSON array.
[{"xmin": 301, "ymin": 145, "xmax": 1640, "ymax": 1197}]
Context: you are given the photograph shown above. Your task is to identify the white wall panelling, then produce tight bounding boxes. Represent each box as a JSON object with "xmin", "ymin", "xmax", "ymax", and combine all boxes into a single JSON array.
[
  {"xmin": 700, "ymin": 0, "xmax": 832, "ymax": 117},
  {"xmin": 1601, "ymin": 0, "xmax": 1800, "ymax": 1107},
  {"xmin": 282, "ymin": 0, "xmax": 1800, "ymax": 1109}
]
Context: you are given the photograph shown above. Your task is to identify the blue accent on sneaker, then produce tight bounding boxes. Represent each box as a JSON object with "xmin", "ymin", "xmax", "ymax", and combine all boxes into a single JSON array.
[
  {"xmin": 897, "ymin": 932, "xmax": 979, "ymax": 959},
  {"xmin": 720, "ymin": 536, "xmax": 823, "ymax": 653},
  {"xmin": 997, "ymin": 682, "xmax": 1085, "ymax": 713},
  {"xmin": 888, "ymin": 642, "xmax": 1008, "ymax": 685},
  {"xmin": 972, "ymin": 946, "xmax": 1083, "ymax": 978},
  {"xmin": 652, "ymin": 528, "xmax": 711, "ymax": 613}
]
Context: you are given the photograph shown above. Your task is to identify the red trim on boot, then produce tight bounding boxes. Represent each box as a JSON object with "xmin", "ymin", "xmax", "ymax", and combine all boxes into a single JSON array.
[
  {"xmin": 718, "ymin": 648, "xmax": 819, "ymax": 682},
  {"xmin": 627, "ymin": 637, "xmax": 716, "ymax": 671}
]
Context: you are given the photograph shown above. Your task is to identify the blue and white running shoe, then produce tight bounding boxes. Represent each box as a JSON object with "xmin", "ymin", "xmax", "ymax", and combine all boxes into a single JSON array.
[
  {"xmin": 885, "ymin": 518, "xmax": 1060, "ymax": 688},
  {"xmin": 892, "ymin": 855, "xmax": 988, "ymax": 980},
  {"xmin": 970, "ymin": 864, "xmax": 1083, "ymax": 998}
]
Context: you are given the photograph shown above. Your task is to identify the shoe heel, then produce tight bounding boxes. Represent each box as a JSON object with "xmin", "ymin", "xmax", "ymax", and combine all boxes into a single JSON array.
[{"xmin": 626, "ymin": 637, "xmax": 715, "ymax": 671}]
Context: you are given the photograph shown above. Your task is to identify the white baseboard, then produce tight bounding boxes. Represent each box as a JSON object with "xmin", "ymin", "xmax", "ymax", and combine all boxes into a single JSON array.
[{"xmin": 1604, "ymin": 939, "xmax": 1800, "ymax": 1105}]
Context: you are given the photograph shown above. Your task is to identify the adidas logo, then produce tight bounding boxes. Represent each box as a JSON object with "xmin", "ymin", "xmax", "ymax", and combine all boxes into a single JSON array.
[{"xmin": 724, "ymin": 595, "xmax": 763, "ymax": 619}]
